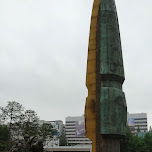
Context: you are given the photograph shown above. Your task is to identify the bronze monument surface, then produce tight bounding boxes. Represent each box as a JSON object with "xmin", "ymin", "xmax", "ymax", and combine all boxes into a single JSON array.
[{"xmin": 85, "ymin": 0, "xmax": 127, "ymax": 151}]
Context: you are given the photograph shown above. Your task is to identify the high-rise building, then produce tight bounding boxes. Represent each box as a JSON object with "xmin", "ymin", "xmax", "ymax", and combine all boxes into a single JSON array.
[
  {"xmin": 127, "ymin": 113, "xmax": 148, "ymax": 133},
  {"xmin": 65, "ymin": 115, "xmax": 92, "ymax": 146}
]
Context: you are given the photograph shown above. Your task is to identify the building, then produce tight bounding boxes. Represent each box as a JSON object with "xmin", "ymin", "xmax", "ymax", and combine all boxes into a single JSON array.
[
  {"xmin": 48, "ymin": 120, "xmax": 64, "ymax": 136},
  {"xmin": 38, "ymin": 120, "xmax": 64, "ymax": 135},
  {"xmin": 39, "ymin": 120, "xmax": 64, "ymax": 148},
  {"xmin": 127, "ymin": 113, "xmax": 148, "ymax": 133},
  {"xmin": 65, "ymin": 115, "xmax": 92, "ymax": 146}
]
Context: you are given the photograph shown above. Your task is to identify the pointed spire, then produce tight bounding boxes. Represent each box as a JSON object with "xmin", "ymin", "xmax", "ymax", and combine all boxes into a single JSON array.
[
  {"xmin": 99, "ymin": 0, "xmax": 125, "ymax": 81},
  {"xmin": 100, "ymin": 0, "xmax": 116, "ymax": 12}
]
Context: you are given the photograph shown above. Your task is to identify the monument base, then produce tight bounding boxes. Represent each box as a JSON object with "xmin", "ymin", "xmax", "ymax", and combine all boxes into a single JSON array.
[{"xmin": 102, "ymin": 139, "xmax": 120, "ymax": 152}]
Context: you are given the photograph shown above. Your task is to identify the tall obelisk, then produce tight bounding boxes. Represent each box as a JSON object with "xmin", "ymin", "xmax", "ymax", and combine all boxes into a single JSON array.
[{"xmin": 85, "ymin": 0, "xmax": 127, "ymax": 152}]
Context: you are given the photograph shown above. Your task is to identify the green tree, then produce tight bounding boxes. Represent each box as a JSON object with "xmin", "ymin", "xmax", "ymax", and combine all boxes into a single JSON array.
[
  {"xmin": 0, "ymin": 101, "xmax": 59, "ymax": 150},
  {"xmin": 59, "ymin": 132, "xmax": 67, "ymax": 146},
  {"xmin": 120, "ymin": 126, "xmax": 134, "ymax": 152},
  {"xmin": 23, "ymin": 110, "xmax": 39, "ymax": 136},
  {"xmin": 120, "ymin": 126, "xmax": 152, "ymax": 152},
  {"xmin": 133, "ymin": 135, "xmax": 143, "ymax": 152},
  {"xmin": 0, "ymin": 101, "xmax": 24, "ymax": 128},
  {"xmin": 144, "ymin": 133, "xmax": 152, "ymax": 152},
  {"xmin": 0, "ymin": 101, "xmax": 24, "ymax": 141},
  {"xmin": 135, "ymin": 138, "xmax": 147, "ymax": 152},
  {"xmin": 39, "ymin": 123, "xmax": 58, "ymax": 146},
  {"xmin": 0, "ymin": 125, "xmax": 11, "ymax": 151},
  {"xmin": 0, "ymin": 125, "xmax": 10, "ymax": 141}
]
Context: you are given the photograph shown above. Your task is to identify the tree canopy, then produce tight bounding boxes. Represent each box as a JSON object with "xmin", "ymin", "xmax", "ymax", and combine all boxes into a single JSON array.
[
  {"xmin": 0, "ymin": 101, "xmax": 57, "ymax": 151},
  {"xmin": 0, "ymin": 125, "xmax": 10, "ymax": 151},
  {"xmin": 121, "ymin": 127, "xmax": 152, "ymax": 152}
]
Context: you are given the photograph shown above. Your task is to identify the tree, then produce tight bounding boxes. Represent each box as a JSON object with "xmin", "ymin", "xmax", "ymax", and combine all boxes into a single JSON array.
[
  {"xmin": 143, "ymin": 133, "xmax": 152, "ymax": 152},
  {"xmin": 39, "ymin": 123, "xmax": 58, "ymax": 146},
  {"xmin": 59, "ymin": 132, "xmax": 67, "ymax": 146},
  {"xmin": 0, "ymin": 101, "xmax": 60, "ymax": 150},
  {"xmin": 0, "ymin": 125, "xmax": 11, "ymax": 151},
  {"xmin": 0, "ymin": 101, "xmax": 24, "ymax": 141},
  {"xmin": 0, "ymin": 102, "xmax": 40, "ymax": 141},
  {"xmin": 0, "ymin": 101, "xmax": 24, "ymax": 128},
  {"xmin": 23, "ymin": 110, "xmax": 39, "ymax": 136},
  {"xmin": 120, "ymin": 126, "xmax": 134, "ymax": 152},
  {"xmin": 120, "ymin": 126, "xmax": 152, "ymax": 152},
  {"xmin": 0, "ymin": 125, "xmax": 10, "ymax": 141}
]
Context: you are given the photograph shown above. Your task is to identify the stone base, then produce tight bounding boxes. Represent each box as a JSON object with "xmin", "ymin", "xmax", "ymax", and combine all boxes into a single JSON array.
[{"xmin": 102, "ymin": 139, "xmax": 120, "ymax": 152}]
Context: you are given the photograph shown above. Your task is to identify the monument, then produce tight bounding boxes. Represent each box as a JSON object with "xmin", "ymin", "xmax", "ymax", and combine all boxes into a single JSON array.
[{"xmin": 85, "ymin": 0, "xmax": 127, "ymax": 152}]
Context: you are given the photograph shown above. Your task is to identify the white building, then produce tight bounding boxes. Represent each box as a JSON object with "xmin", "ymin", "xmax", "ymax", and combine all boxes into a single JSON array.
[
  {"xmin": 48, "ymin": 120, "xmax": 64, "ymax": 136},
  {"xmin": 127, "ymin": 113, "xmax": 148, "ymax": 133},
  {"xmin": 39, "ymin": 120, "xmax": 64, "ymax": 148},
  {"xmin": 65, "ymin": 115, "xmax": 92, "ymax": 146}
]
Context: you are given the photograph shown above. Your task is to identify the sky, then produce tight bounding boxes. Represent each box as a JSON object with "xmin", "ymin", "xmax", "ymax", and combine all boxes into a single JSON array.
[{"xmin": 0, "ymin": 0, "xmax": 152, "ymax": 127}]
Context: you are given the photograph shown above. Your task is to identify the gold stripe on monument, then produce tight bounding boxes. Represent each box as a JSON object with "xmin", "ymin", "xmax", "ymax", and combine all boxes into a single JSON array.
[{"xmin": 85, "ymin": 1, "xmax": 101, "ymax": 152}]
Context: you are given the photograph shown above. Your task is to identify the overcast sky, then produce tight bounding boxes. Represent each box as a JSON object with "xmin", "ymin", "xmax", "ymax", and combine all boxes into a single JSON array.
[{"xmin": 0, "ymin": 0, "xmax": 152, "ymax": 127}]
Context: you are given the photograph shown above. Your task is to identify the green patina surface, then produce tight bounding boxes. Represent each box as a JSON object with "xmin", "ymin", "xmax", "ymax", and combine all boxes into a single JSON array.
[
  {"xmin": 98, "ymin": 0, "xmax": 127, "ymax": 136},
  {"xmin": 100, "ymin": 88, "xmax": 126, "ymax": 135}
]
